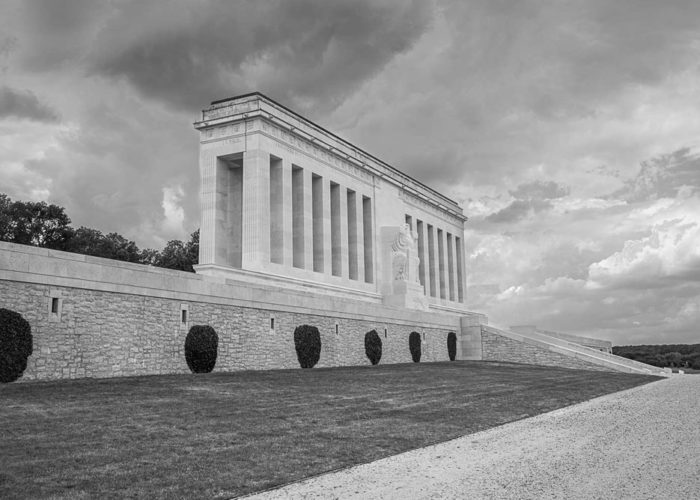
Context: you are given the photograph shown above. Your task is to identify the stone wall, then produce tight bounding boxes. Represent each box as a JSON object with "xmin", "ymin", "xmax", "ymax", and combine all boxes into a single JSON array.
[
  {"xmin": 481, "ymin": 328, "xmax": 612, "ymax": 372},
  {"xmin": 0, "ymin": 242, "xmax": 460, "ymax": 381},
  {"xmin": 1, "ymin": 241, "xmax": 630, "ymax": 382}
]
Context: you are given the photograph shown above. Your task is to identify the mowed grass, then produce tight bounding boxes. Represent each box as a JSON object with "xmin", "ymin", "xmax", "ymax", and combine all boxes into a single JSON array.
[{"xmin": 0, "ymin": 361, "xmax": 660, "ymax": 499}]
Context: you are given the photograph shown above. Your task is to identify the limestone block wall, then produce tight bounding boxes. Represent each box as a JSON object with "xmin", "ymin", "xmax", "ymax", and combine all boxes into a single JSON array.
[
  {"xmin": 0, "ymin": 242, "xmax": 461, "ymax": 381},
  {"xmin": 481, "ymin": 327, "xmax": 612, "ymax": 372}
]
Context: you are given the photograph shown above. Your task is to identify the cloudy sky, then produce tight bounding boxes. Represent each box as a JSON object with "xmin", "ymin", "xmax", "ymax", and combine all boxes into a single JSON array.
[{"xmin": 1, "ymin": 0, "xmax": 699, "ymax": 345}]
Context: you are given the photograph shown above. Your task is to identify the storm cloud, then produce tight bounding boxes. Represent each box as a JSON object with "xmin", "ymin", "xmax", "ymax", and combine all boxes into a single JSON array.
[
  {"xmin": 83, "ymin": 0, "xmax": 432, "ymax": 114},
  {"xmin": 0, "ymin": 86, "xmax": 59, "ymax": 122}
]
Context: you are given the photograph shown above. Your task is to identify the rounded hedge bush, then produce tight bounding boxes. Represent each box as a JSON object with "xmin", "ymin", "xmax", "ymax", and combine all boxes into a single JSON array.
[
  {"xmin": 409, "ymin": 331, "xmax": 421, "ymax": 363},
  {"xmin": 294, "ymin": 325, "xmax": 322, "ymax": 368},
  {"xmin": 447, "ymin": 331, "xmax": 457, "ymax": 361},
  {"xmin": 184, "ymin": 325, "xmax": 218, "ymax": 374},
  {"xmin": 364, "ymin": 329, "xmax": 382, "ymax": 365},
  {"xmin": 0, "ymin": 308, "xmax": 33, "ymax": 383}
]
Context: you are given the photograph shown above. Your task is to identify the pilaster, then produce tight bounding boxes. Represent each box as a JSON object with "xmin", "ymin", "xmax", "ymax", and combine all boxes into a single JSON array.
[{"xmin": 420, "ymin": 222, "xmax": 431, "ymax": 298}]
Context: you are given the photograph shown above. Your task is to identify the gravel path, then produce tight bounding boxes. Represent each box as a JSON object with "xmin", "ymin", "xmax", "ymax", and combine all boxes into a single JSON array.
[{"xmin": 246, "ymin": 376, "xmax": 699, "ymax": 499}]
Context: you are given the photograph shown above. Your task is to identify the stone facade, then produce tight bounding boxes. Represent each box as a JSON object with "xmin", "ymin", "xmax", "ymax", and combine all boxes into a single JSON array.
[
  {"xmin": 194, "ymin": 92, "xmax": 468, "ymax": 313},
  {"xmin": 0, "ymin": 93, "xmax": 632, "ymax": 382}
]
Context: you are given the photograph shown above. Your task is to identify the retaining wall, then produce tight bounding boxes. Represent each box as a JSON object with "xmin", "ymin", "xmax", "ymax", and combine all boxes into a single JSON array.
[
  {"xmin": 0, "ymin": 242, "xmax": 465, "ymax": 381},
  {"xmin": 481, "ymin": 327, "xmax": 613, "ymax": 372}
]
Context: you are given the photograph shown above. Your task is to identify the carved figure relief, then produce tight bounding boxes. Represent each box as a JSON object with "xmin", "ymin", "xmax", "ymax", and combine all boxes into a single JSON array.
[{"xmin": 391, "ymin": 224, "xmax": 420, "ymax": 283}]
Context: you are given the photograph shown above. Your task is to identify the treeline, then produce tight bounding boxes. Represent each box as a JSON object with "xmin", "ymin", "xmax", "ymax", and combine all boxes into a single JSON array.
[
  {"xmin": 0, "ymin": 194, "xmax": 198, "ymax": 272},
  {"xmin": 613, "ymin": 344, "xmax": 700, "ymax": 369}
]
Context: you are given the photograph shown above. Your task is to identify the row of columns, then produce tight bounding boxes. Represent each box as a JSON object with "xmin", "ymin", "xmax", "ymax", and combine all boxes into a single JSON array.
[
  {"xmin": 406, "ymin": 214, "xmax": 465, "ymax": 303},
  {"xmin": 214, "ymin": 150, "xmax": 374, "ymax": 283}
]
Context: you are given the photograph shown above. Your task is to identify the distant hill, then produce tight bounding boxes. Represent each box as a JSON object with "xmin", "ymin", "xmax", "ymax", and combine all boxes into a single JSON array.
[{"xmin": 613, "ymin": 344, "xmax": 700, "ymax": 369}]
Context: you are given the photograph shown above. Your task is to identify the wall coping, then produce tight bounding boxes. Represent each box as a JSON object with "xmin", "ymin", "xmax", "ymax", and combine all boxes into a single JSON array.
[
  {"xmin": 484, "ymin": 324, "xmax": 668, "ymax": 376},
  {"xmin": 0, "ymin": 241, "xmax": 478, "ymax": 329}
]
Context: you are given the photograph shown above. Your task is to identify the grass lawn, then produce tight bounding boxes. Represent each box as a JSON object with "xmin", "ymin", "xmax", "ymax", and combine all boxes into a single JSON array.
[{"xmin": 0, "ymin": 361, "xmax": 660, "ymax": 499}]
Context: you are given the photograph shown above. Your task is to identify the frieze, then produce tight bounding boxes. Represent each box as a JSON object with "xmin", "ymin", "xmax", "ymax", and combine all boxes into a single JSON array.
[
  {"xmin": 200, "ymin": 136, "xmax": 244, "ymax": 149},
  {"xmin": 203, "ymin": 100, "xmax": 257, "ymax": 120},
  {"xmin": 261, "ymin": 120, "xmax": 372, "ymax": 182},
  {"xmin": 399, "ymin": 189, "xmax": 463, "ymax": 227}
]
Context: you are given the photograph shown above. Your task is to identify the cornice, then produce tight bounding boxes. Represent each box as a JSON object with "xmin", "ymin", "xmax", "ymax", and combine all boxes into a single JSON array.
[{"xmin": 194, "ymin": 93, "xmax": 467, "ymax": 223}]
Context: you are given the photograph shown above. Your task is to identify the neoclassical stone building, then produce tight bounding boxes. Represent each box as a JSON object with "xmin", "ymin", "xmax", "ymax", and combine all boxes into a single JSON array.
[
  {"xmin": 194, "ymin": 92, "xmax": 468, "ymax": 313},
  {"xmin": 1, "ymin": 92, "xmax": 645, "ymax": 382}
]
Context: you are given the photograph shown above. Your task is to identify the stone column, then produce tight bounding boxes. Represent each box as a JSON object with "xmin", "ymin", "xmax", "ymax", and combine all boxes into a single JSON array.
[
  {"xmin": 434, "ymin": 228, "xmax": 444, "ymax": 299},
  {"xmin": 282, "ymin": 158, "xmax": 293, "ymax": 268},
  {"xmin": 242, "ymin": 149, "xmax": 270, "ymax": 270},
  {"xmin": 441, "ymin": 229, "xmax": 450, "ymax": 301},
  {"xmin": 450, "ymin": 233, "xmax": 458, "ymax": 302},
  {"xmin": 303, "ymin": 168, "xmax": 314, "ymax": 271},
  {"xmin": 456, "ymin": 234, "xmax": 465, "ymax": 303},
  {"xmin": 339, "ymin": 187, "xmax": 348, "ymax": 278},
  {"xmin": 420, "ymin": 221, "xmax": 431, "ymax": 297},
  {"xmin": 322, "ymin": 178, "xmax": 332, "ymax": 277},
  {"xmin": 198, "ymin": 152, "xmax": 218, "ymax": 266},
  {"xmin": 427, "ymin": 224, "xmax": 437, "ymax": 298},
  {"xmin": 355, "ymin": 191, "xmax": 365, "ymax": 283}
]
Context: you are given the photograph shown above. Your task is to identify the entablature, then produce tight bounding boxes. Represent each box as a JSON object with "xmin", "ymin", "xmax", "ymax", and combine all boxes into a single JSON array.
[{"xmin": 194, "ymin": 92, "xmax": 467, "ymax": 224}]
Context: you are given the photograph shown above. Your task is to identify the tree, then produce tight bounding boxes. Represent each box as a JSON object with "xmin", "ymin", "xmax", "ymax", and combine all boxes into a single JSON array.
[
  {"xmin": 364, "ymin": 330, "xmax": 382, "ymax": 365},
  {"xmin": 1, "ymin": 192, "xmax": 200, "ymax": 271},
  {"xmin": 0, "ymin": 194, "xmax": 12, "ymax": 242},
  {"xmin": 0, "ymin": 308, "xmax": 33, "ymax": 383},
  {"xmin": 0, "ymin": 198, "xmax": 73, "ymax": 249},
  {"xmin": 102, "ymin": 232, "xmax": 142, "ymax": 262},
  {"xmin": 184, "ymin": 325, "xmax": 218, "ymax": 374},
  {"xmin": 154, "ymin": 229, "xmax": 199, "ymax": 272},
  {"xmin": 138, "ymin": 248, "xmax": 161, "ymax": 266},
  {"xmin": 666, "ymin": 352, "xmax": 682, "ymax": 368},
  {"xmin": 409, "ymin": 331, "xmax": 421, "ymax": 363},
  {"xmin": 64, "ymin": 227, "xmax": 141, "ymax": 263}
]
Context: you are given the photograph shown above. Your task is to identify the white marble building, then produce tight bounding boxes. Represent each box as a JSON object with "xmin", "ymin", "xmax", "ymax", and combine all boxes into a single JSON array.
[{"xmin": 194, "ymin": 92, "xmax": 468, "ymax": 313}]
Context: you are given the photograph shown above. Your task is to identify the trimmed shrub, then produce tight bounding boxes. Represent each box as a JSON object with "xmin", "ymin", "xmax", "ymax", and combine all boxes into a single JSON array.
[
  {"xmin": 294, "ymin": 325, "xmax": 322, "ymax": 368},
  {"xmin": 447, "ymin": 331, "xmax": 457, "ymax": 361},
  {"xmin": 364, "ymin": 329, "xmax": 382, "ymax": 365},
  {"xmin": 409, "ymin": 331, "xmax": 421, "ymax": 363},
  {"xmin": 0, "ymin": 308, "xmax": 33, "ymax": 383},
  {"xmin": 184, "ymin": 325, "xmax": 218, "ymax": 374}
]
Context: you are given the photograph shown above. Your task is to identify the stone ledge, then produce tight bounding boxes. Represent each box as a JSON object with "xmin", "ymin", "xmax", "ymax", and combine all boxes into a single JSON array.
[{"xmin": 0, "ymin": 242, "xmax": 471, "ymax": 329}]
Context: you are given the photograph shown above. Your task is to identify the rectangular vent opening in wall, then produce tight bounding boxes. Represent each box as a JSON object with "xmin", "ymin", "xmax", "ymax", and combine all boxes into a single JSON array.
[
  {"xmin": 48, "ymin": 293, "xmax": 62, "ymax": 322},
  {"xmin": 180, "ymin": 304, "xmax": 189, "ymax": 328},
  {"xmin": 270, "ymin": 316, "xmax": 275, "ymax": 333}
]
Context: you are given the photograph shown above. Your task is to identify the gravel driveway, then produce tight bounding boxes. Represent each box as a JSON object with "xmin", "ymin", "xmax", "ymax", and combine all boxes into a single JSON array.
[{"xmin": 245, "ymin": 375, "xmax": 699, "ymax": 499}]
